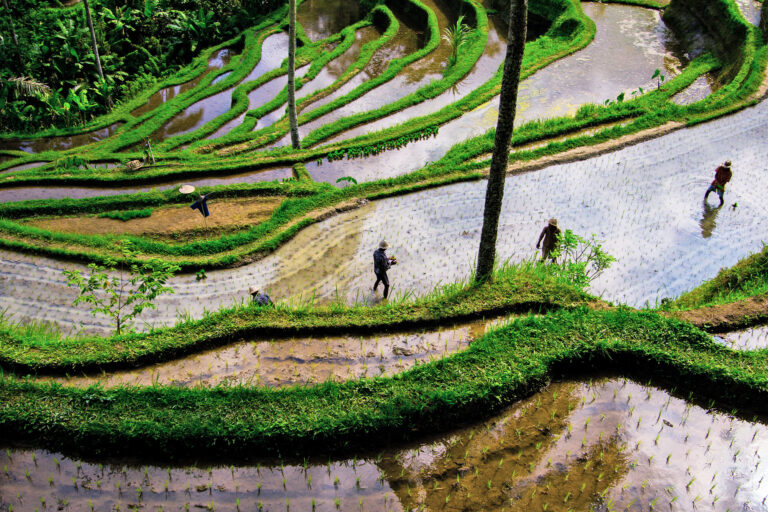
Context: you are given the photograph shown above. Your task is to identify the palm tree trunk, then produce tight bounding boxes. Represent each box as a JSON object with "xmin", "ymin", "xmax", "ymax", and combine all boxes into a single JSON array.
[
  {"xmin": 82, "ymin": 0, "xmax": 105, "ymax": 81},
  {"xmin": 2, "ymin": 0, "xmax": 24, "ymax": 69},
  {"xmin": 475, "ymin": 0, "xmax": 528, "ymax": 284},
  {"xmin": 287, "ymin": 0, "xmax": 301, "ymax": 149},
  {"xmin": 761, "ymin": 0, "xmax": 768, "ymax": 39}
]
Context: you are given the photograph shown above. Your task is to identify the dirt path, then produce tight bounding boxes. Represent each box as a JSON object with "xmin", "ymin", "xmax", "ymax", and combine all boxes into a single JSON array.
[{"xmin": 666, "ymin": 294, "xmax": 768, "ymax": 332}]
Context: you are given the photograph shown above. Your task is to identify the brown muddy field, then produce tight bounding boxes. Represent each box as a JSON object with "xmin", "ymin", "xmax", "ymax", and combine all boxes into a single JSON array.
[
  {"xmin": 2, "ymin": 378, "xmax": 766, "ymax": 511},
  {"xmin": 25, "ymin": 196, "xmax": 284, "ymax": 239}
]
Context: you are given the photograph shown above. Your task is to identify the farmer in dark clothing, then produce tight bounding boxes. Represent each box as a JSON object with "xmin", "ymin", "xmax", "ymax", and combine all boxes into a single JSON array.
[
  {"xmin": 249, "ymin": 285, "xmax": 273, "ymax": 306},
  {"xmin": 704, "ymin": 160, "xmax": 733, "ymax": 206},
  {"xmin": 536, "ymin": 218, "xmax": 561, "ymax": 263},
  {"xmin": 373, "ymin": 240, "xmax": 396, "ymax": 299}
]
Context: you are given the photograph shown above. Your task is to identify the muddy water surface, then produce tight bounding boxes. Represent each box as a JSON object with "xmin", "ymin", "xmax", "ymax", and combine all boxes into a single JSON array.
[
  {"xmin": 2, "ymin": 94, "xmax": 768, "ymax": 332},
  {"xmin": 151, "ymin": 35, "xmax": 291, "ymax": 142},
  {"xmin": 295, "ymin": 0, "xmax": 456, "ymax": 143},
  {"xmin": 0, "ymin": 123, "xmax": 124, "ymax": 154},
  {"xmin": 0, "ymin": 167, "xmax": 293, "ymax": 203},
  {"xmin": 45, "ymin": 318, "xmax": 517, "ymax": 388},
  {"xmin": 0, "ymin": 161, "xmax": 50, "ymax": 173},
  {"xmin": 323, "ymin": 10, "xmax": 510, "ymax": 145},
  {"xmin": 308, "ymin": 3, "xmax": 692, "ymax": 184},
  {"xmin": 298, "ymin": 26, "xmax": 384, "ymax": 107},
  {"xmin": 131, "ymin": 49, "xmax": 234, "ymax": 117},
  {"xmin": 298, "ymin": 0, "xmax": 363, "ymax": 41},
  {"xmin": 294, "ymin": 4, "xmax": 423, "ymax": 123},
  {"xmin": 734, "ymin": 0, "xmax": 763, "ymax": 25},
  {"xmin": 2, "ymin": 378, "xmax": 767, "ymax": 511},
  {"xmin": 671, "ymin": 74, "xmax": 719, "ymax": 105}
]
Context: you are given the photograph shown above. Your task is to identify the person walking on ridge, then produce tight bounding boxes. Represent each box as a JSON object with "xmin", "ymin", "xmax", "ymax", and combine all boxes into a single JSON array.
[
  {"xmin": 536, "ymin": 218, "xmax": 561, "ymax": 263},
  {"xmin": 373, "ymin": 240, "xmax": 397, "ymax": 299},
  {"xmin": 704, "ymin": 160, "xmax": 733, "ymax": 206}
]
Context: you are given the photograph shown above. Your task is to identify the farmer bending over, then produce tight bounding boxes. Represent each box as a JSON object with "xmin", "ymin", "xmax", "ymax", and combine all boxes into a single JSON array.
[
  {"xmin": 704, "ymin": 160, "xmax": 732, "ymax": 206},
  {"xmin": 249, "ymin": 286, "xmax": 273, "ymax": 306},
  {"xmin": 536, "ymin": 218, "xmax": 561, "ymax": 263}
]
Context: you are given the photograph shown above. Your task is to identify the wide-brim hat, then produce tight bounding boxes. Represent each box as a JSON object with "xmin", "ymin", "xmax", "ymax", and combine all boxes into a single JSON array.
[
  {"xmin": 379, "ymin": 240, "xmax": 390, "ymax": 249},
  {"xmin": 548, "ymin": 218, "xmax": 558, "ymax": 226},
  {"xmin": 249, "ymin": 286, "xmax": 259, "ymax": 295},
  {"xmin": 179, "ymin": 184, "xmax": 195, "ymax": 194}
]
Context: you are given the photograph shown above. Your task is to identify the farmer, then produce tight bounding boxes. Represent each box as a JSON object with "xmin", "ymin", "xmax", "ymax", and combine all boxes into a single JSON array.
[
  {"xmin": 191, "ymin": 193, "xmax": 211, "ymax": 217},
  {"xmin": 704, "ymin": 160, "xmax": 733, "ymax": 206},
  {"xmin": 249, "ymin": 286, "xmax": 273, "ymax": 306},
  {"xmin": 536, "ymin": 218, "xmax": 561, "ymax": 263},
  {"xmin": 373, "ymin": 240, "xmax": 397, "ymax": 299}
]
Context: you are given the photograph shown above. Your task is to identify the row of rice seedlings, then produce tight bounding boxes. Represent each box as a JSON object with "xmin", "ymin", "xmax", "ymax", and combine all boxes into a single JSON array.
[{"xmin": 51, "ymin": 320, "xmax": 484, "ymax": 388}]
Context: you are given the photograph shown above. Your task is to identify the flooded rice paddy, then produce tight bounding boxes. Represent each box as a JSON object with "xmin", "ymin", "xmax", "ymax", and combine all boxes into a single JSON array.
[
  {"xmin": 150, "ymin": 34, "xmax": 291, "ymax": 142},
  {"xmin": 715, "ymin": 325, "xmax": 768, "ymax": 351},
  {"xmin": 0, "ymin": 166, "xmax": 293, "ymax": 203},
  {"xmin": 2, "ymin": 378, "xmax": 767, "ymax": 511},
  {"xmin": 734, "ymin": 0, "xmax": 763, "ymax": 25},
  {"xmin": 131, "ymin": 49, "xmax": 234, "ymax": 118},
  {"xmin": 298, "ymin": 0, "xmax": 363, "ymax": 42},
  {"xmin": 0, "ymin": 123, "xmax": 124, "ymax": 155},
  {"xmin": 300, "ymin": 15, "xmax": 421, "ymax": 116},
  {"xmin": 307, "ymin": 2, "xmax": 698, "ymax": 184},
  {"xmin": 42, "ymin": 317, "xmax": 513, "ymax": 388}
]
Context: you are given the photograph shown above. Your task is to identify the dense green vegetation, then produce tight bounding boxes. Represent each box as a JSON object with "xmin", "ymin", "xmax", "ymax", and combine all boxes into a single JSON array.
[
  {"xmin": 98, "ymin": 207, "xmax": 153, "ymax": 220},
  {"xmin": 0, "ymin": 0, "xmax": 289, "ymax": 132}
]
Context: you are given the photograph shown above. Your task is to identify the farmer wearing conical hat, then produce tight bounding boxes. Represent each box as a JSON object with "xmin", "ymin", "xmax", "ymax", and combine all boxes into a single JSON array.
[
  {"xmin": 249, "ymin": 285, "xmax": 273, "ymax": 307},
  {"xmin": 704, "ymin": 160, "xmax": 733, "ymax": 207},
  {"xmin": 536, "ymin": 218, "xmax": 561, "ymax": 263},
  {"xmin": 373, "ymin": 239, "xmax": 397, "ymax": 299}
]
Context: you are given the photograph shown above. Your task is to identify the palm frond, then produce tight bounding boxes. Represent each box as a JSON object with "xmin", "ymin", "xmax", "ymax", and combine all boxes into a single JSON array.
[{"xmin": 6, "ymin": 77, "xmax": 53, "ymax": 98}]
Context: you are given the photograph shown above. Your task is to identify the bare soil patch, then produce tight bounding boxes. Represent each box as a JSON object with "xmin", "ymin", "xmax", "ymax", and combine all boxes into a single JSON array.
[
  {"xmin": 667, "ymin": 294, "xmax": 768, "ymax": 332},
  {"xmin": 26, "ymin": 196, "xmax": 285, "ymax": 239}
]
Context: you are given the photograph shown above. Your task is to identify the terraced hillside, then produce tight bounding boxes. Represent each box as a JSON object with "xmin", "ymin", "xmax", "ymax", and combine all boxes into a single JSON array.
[{"xmin": 2, "ymin": 0, "xmax": 768, "ymax": 509}]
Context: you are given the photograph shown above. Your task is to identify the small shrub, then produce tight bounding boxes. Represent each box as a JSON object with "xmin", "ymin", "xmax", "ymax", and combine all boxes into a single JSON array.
[{"xmin": 547, "ymin": 230, "xmax": 615, "ymax": 289}]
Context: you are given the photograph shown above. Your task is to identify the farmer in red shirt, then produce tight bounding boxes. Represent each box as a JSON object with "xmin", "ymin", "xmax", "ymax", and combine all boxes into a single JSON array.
[{"xmin": 704, "ymin": 160, "xmax": 732, "ymax": 206}]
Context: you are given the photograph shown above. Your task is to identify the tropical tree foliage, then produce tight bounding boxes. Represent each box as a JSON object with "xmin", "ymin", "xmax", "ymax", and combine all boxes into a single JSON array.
[
  {"xmin": 63, "ymin": 242, "xmax": 179, "ymax": 335},
  {"xmin": 0, "ymin": 0, "xmax": 285, "ymax": 132}
]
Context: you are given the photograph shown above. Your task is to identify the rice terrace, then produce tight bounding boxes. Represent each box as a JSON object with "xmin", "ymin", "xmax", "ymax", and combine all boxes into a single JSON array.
[{"xmin": 3, "ymin": 0, "xmax": 768, "ymax": 508}]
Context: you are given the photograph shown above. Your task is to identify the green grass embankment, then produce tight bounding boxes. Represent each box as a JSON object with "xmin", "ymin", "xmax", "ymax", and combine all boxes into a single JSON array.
[
  {"xmin": 1, "ymin": 306, "xmax": 765, "ymax": 459},
  {"xmin": 672, "ymin": 244, "xmax": 768, "ymax": 310}
]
